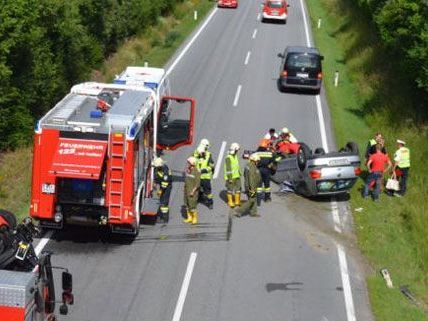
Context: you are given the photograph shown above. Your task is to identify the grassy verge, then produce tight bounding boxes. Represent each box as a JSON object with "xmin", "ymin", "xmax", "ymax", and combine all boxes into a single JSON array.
[
  {"xmin": 305, "ymin": 0, "xmax": 428, "ymax": 320},
  {"xmin": 0, "ymin": 0, "xmax": 214, "ymax": 220}
]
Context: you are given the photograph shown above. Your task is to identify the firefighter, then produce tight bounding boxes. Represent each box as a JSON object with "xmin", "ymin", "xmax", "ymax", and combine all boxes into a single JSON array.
[
  {"xmin": 224, "ymin": 143, "xmax": 241, "ymax": 208},
  {"xmin": 152, "ymin": 157, "xmax": 172, "ymax": 223},
  {"xmin": 183, "ymin": 157, "xmax": 201, "ymax": 225},
  {"xmin": 195, "ymin": 138, "xmax": 210, "ymax": 154},
  {"xmin": 276, "ymin": 132, "xmax": 300, "ymax": 157},
  {"xmin": 194, "ymin": 145, "xmax": 215, "ymax": 209},
  {"xmin": 263, "ymin": 128, "xmax": 278, "ymax": 149},
  {"xmin": 233, "ymin": 154, "xmax": 262, "ymax": 217},
  {"xmin": 253, "ymin": 141, "xmax": 276, "ymax": 203},
  {"xmin": 280, "ymin": 127, "xmax": 298, "ymax": 143}
]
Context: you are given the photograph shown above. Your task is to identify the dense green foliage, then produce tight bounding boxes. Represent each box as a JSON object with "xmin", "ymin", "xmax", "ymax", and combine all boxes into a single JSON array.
[
  {"xmin": 355, "ymin": 0, "xmax": 428, "ymax": 103},
  {"xmin": 0, "ymin": 0, "xmax": 183, "ymax": 150}
]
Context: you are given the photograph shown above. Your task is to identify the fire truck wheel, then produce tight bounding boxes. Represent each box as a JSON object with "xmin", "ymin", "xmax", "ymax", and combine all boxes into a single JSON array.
[{"xmin": 0, "ymin": 209, "xmax": 17, "ymax": 229}]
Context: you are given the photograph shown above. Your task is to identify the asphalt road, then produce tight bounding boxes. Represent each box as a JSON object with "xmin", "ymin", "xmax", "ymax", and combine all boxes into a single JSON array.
[{"xmin": 42, "ymin": 1, "xmax": 374, "ymax": 320}]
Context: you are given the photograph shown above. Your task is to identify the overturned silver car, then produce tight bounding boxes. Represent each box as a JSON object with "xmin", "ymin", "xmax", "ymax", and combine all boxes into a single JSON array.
[
  {"xmin": 272, "ymin": 142, "xmax": 361, "ymax": 197},
  {"xmin": 244, "ymin": 142, "xmax": 361, "ymax": 197}
]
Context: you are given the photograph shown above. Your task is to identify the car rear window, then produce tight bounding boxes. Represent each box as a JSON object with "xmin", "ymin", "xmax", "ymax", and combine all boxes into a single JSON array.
[
  {"xmin": 268, "ymin": 1, "xmax": 284, "ymax": 8},
  {"xmin": 285, "ymin": 53, "xmax": 320, "ymax": 69}
]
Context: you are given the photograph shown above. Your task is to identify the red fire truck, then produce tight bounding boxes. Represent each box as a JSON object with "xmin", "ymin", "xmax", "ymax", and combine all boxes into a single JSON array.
[{"xmin": 29, "ymin": 81, "xmax": 195, "ymax": 235}]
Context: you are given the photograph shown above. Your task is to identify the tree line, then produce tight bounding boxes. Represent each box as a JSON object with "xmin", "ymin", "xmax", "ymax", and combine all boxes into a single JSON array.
[
  {"xmin": 355, "ymin": 0, "xmax": 428, "ymax": 104},
  {"xmin": 0, "ymin": 0, "xmax": 183, "ymax": 150}
]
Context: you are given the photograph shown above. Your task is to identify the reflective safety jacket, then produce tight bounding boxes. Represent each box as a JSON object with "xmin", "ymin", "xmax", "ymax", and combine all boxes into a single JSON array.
[
  {"xmin": 196, "ymin": 152, "xmax": 215, "ymax": 180},
  {"xmin": 394, "ymin": 147, "xmax": 410, "ymax": 168},
  {"xmin": 154, "ymin": 165, "xmax": 172, "ymax": 190},
  {"xmin": 253, "ymin": 150, "xmax": 275, "ymax": 169},
  {"xmin": 224, "ymin": 153, "xmax": 240, "ymax": 180}
]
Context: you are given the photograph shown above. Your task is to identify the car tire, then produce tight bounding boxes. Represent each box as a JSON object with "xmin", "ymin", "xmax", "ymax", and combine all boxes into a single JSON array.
[
  {"xmin": 0, "ymin": 209, "xmax": 17, "ymax": 230},
  {"xmin": 297, "ymin": 143, "xmax": 311, "ymax": 171},
  {"xmin": 345, "ymin": 141, "xmax": 359, "ymax": 155},
  {"xmin": 283, "ymin": 19, "xmax": 287, "ymax": 24}
]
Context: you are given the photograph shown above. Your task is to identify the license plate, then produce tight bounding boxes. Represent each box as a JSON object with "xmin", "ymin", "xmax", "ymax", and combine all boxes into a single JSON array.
[
  {"xmin": 296, "ymin": 73, "xmax": 309, "ymax": 78},
  {"xmin": 42, "ymin": 183, "xmax": 56, "ymax": 194},
  {"xmin": 271, "ymin": 11, "xmax": 279, "ymax": 15},
  {"xmin": 329, "ymin": 158, "xmax": 350, "ymax": 166}
]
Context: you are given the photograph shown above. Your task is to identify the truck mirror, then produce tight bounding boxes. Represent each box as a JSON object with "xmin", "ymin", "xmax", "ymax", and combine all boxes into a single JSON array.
[{"xmin": 62, "ymin": 271, "xmax": 73, "ymax": 292}]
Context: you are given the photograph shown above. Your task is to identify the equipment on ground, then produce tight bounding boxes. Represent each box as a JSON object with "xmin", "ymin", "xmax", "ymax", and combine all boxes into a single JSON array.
[
  {"xmin": 30, "ymin": 66, "xmax": 196, "ymax": 236},
  {"xmin": 0, "ymin": 210, "xmax": 74, "ymax": 321}
]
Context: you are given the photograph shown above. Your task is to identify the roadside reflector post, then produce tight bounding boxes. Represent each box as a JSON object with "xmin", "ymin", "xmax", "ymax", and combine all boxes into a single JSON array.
[
  {"xmin": 380, "ymin": 268, "xmax": 394, "ymax": 289},
  {"xmin": 194, "ymin": 10, "xmax": 198, "ymax": 20},
  {"xmin": 334, "ymin": 70, "xmax": 339, "ymax": 87},
  {"xmin": 144, "ymin": 61, "xmax": 148, "ymax": 67},
  {"xmin": 317, "ymin": 18, "xmax": 322, "ymax": 29}
]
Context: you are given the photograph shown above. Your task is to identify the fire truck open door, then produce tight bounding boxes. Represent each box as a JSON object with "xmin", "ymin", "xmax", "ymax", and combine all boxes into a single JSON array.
[{"xmin": 157, "ymin": 96, "xmax": 195, "ymax": 150}]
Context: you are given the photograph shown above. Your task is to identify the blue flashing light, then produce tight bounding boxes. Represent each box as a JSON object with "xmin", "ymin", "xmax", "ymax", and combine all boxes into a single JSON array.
[
  {"xmin": 34, "ymin": 120, "xmax": 42, "ymax": 133},
  {"xmin": 144, "ymin": 82, "xmax": 158, "ymax": 90},
  {"xmin": 113, "ymin": 79, "xmax": 126, "ymax": 84},
  {"xmin": 128, "ymin": 122, "xmax": 138, "ymax": 138}
]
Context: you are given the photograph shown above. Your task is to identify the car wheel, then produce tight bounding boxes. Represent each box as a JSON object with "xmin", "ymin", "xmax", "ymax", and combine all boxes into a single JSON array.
[
  {"xmin": 345, "ymin": 141, "xmax": 359, "ymax": 155},
  {"xmin": 297, "ymin": 143, "xmax": 311, "ymax": 171},
  {"xmin": 283, "ymin": 19, "xmax": 287, "ymax": 24}
]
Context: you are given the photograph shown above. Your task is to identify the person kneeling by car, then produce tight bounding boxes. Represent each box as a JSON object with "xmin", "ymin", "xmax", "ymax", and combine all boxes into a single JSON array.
[{"xmin": 363, "ymin": 144, "xmax": 392, "ymax": 201}]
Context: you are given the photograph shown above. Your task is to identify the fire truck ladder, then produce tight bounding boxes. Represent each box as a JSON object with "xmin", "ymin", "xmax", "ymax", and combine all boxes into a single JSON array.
[{"xmin": 107, "ymin": 130, "xmax": 127, "ymax": 220}]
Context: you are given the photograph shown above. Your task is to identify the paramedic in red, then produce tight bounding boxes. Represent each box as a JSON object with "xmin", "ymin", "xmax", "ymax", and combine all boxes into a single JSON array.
[{"xmin": 363, "ymin": 144, "xmax": 392, "ymax": 201}]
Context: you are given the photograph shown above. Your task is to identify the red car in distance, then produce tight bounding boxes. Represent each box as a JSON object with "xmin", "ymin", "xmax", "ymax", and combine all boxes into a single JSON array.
[
  {"xmin": 218, "ymin": 0, "xmax": 238, "ymax": 8},
  {"xmin": 262, "ymin": 0, "xmax": 289, "ymax": 24}
]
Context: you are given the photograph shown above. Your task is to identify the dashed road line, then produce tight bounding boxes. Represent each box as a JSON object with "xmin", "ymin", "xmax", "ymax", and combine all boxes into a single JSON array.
[
  {"xmin": 233, "ymin": 85, "xmax": 242, "ymax": 107},
  {"xmin": 244, "ymin": 51, "xmax": 251, "ymax": 65},
  {"xmin": 252, "ymin": 28, "xmax": 258, "ymax": 39},
  {"xmin": 331, "ymin": 200, "xmax": 342, "ymax": 233},
  {"xmin": 172, "ymin": 252, "xmax": 198, "ymax": 321},
  {"xmin": 213, "ymin": 141, "xmax": 227, "ymax": 179},
  {"xmin": 257, "ymin": 13, "xmax": 261, "ymax": 20}
]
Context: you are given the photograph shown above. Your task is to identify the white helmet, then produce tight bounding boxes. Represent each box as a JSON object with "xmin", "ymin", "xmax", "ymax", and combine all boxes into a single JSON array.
[
  {"xmin": 249, "ymin": 153, "xmax": 260, "ymax": 162},
  {"xmin": 187, "ymin": 156, "xmax": 197, "ymax": 166},
  {"xmin": 281, "ymin": 127, "xmax": 290, "ymax": 134},
  {"xmin": 152, "ymin": 157, "xmax": 164, "ymax": 167},
  {"xmin": 200, "ymin": 138, "xmax": 210, "ymax": 148},
  {"xmin": 229, "ymin": 142, "xmax": 240, "ymax": 152},
  {"xmin": 196, "ymin": 145, "xmax": 206, "ymax": 155}
]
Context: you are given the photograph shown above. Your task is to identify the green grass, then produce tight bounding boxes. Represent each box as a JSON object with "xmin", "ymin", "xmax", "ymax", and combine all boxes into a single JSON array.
[
  {"xmin": 0, "ymin": 0, "xmax": 214, "ymax": 221},
  {"xmin": 305, "ymin": 0, "xmax": 428, "ymax": 319}
]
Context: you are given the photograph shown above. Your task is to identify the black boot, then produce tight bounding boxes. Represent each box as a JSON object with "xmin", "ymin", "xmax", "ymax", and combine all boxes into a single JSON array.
[{"xmin": 264, "ymin": 193, "xmax": 271, "ymax": 202}]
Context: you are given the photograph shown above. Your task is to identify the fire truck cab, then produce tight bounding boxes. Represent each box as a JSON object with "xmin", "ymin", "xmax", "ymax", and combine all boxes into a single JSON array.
[{"xmin": 30, "ymin": 81, "xmax": 195, "ymax": 235}]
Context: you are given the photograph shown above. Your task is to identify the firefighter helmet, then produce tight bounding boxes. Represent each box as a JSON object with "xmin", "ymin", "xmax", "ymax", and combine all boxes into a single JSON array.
[
  {"xmin": 196, "ymin": 145, "xmax": 205, "ymax": 155},
  {"xmin": 200, "ymin": 138, "xmax": 210, "ymax": 148},
  {"xmin": 281, "ymin": 127, "xmax": 290, "ymax": 134},
  {"xmin": 230, "ymin": 142, "xmax": 240, "ymax": 152},
  {"xmin": 152, "ymin": 157, "xmax": 164, "ymax": 167}
]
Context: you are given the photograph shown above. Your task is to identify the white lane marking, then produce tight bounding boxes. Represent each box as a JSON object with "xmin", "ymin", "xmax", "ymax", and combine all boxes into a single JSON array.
[
  {"xmin": 331, "ymin": 200, "xmax": 342, "ymax": 233},
  {"xmin": 29, "ymin": 7, "xmax": 219, "ymax": 255},
  {"xmin": 213, "ymin": 141, "xmax": 227, "ymax": 179},
  {"xmin": 315, "ymin": 95, "xmax": 329, "ymax": 152},
  {"xmin": 35, "ymin": 230, "xmax": 54, "ymax": 256},
  {"xmin": 166, "ymin": 8, "xmax": 218, "ymax": 76},
  {"xmin": 172, "ymin": 252, "xmax": 198, "ymax": 321},
  {"xmin": 244, "ymin": 51, "xmax": 251, "ymax": 65},
  {"xmin": 337, "ymin": 245, "xmax": 357, "ymax": 321},
  {"xmin": 299, "ymin": 0, "xmax": 311, "ymax": 47},
  {"xmin": 233, "ymin": 85, "xmax": 242, "ymax": 107},
  {"xmin": 299, "ymin": 0, "xmax": 357, "ymax": 320},
  {"xmin": 252, "ymin": 28, "xmax": 258, "ymax": 39},
  {"xmin": 257, "ymin": 13, "xmax": 261, "ymax": 20}
]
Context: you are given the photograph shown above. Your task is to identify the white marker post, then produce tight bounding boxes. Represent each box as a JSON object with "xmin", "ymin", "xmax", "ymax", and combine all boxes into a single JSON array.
[
  {"xmin": 194, "ymin": 10, "xmax": 198, "ymax": 20},
  {"xmin": 317, "ymin": 18, "xmax": 322, "ymax": 29},
  {"xmin": 144, "ymin": 61, "xmax": 148, "ymax": 67},
  {"xmin": 334, "ymin": 71, "xmax": 339, "ymax": 87}
]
